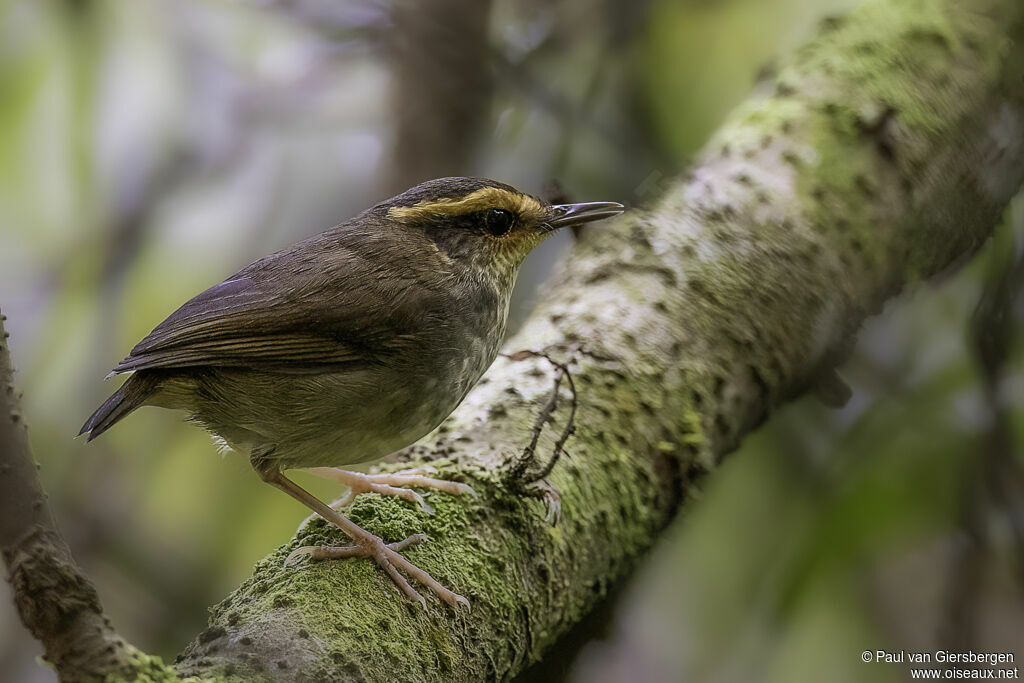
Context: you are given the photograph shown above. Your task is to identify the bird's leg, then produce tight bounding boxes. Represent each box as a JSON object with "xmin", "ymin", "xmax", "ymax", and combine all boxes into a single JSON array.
[
  {"xmin": 256, "ymin": 465, "xmax": 469, "ymax": 609},
  {"xmin": 303, "ymin": 466, "xmax": 476, "ymax": 514}
]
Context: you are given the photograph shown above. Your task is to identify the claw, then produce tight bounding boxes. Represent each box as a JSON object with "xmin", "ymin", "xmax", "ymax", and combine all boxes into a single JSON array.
[
  {"xmin": 409, "ymin": 491, "xmax": 435, "ymax": 515},
  {"xmin": 284, "ymin": 544, "xmax": 330, "ymax": 566}
]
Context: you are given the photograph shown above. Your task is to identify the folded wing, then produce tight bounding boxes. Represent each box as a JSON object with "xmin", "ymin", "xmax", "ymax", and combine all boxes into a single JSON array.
[{"xmin": 113, "ymin": 250, "xmax": 427, "ymax": 374}]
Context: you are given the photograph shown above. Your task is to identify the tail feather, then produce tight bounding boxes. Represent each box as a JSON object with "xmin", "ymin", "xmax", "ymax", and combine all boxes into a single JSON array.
[{"xmin": 79, "ymin": 374, "xmax": 158, "ymax": 441}]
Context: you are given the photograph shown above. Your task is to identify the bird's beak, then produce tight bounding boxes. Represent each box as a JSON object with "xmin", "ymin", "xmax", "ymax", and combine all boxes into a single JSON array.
[{"xmin": 546, "ymin": 201, "xmax": 625, "ymax": 231}]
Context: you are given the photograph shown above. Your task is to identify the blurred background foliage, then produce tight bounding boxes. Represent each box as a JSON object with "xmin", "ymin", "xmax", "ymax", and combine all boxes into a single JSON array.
[{"xmin": 1, "ymin": 0, "xmax": 1022, "ymax": 681}]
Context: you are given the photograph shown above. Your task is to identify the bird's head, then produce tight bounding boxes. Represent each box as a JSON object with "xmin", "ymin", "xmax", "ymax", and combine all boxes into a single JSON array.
[{"xmin": 378, "ymin": 177, "xmax": 624, "ymax": 287}]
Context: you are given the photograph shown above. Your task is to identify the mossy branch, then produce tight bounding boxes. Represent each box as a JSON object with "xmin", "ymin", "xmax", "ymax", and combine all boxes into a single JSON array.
[
  {"xmin": 170, "ymin": 0, "xmax": 1024, "ymax": 679},
  {"xmin": 4, "ymin": 0, "xmax": 1024, "ymax": 680}
]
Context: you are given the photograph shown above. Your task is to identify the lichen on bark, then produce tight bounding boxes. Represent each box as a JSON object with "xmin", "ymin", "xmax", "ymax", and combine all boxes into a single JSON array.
[
  {"xmin": 4, "ymin": 0, "xmax": 1023, "ymax": 680},
  {"xmin": 171, "ymin": 0, "xmax": 1024, "ymax": 680}
]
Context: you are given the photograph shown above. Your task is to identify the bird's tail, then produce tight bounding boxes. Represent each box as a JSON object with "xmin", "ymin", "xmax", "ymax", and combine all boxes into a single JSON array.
[{"xmin": 78, "ymin": 373, "xmax": 159, "ymax": 441}]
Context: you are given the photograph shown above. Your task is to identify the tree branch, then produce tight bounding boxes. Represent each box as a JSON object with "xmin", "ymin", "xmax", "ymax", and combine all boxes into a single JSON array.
[{"xmin": 0, "ymin": 313, "xmax": 176, "ymax": 681}]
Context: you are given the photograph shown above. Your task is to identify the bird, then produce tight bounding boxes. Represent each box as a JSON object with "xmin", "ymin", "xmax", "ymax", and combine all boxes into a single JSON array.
[{"xmin": 79, "ymin": 176, "xmax": 624, "ymax": 608}]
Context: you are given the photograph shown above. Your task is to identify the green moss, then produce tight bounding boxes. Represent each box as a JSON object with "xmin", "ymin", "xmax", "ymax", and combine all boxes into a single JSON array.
[
  {"xmin": 681, "ymin": 409, "xmax": 705, "ymax": 446},
  {"xmin": 798, "ymin": 0, "xmax": 1004, "ymax": 134},
  {"xmin": 102, "ymin": 649, "xmax": 191, "ymax": 683},
  {"xmin": 166, "ymin": 0, "xmax": 1024, "ymax": 679},
  {"xmin": 713, "ymin": 0, "xmax": 1021, "ymax": 287},
  {"xmin": 187, "ymin": 467, "xmax": 547, "ymax": 676},
  {"xmin": 708, "ymin": 98, "xmax": 808, "ymax": 153}
]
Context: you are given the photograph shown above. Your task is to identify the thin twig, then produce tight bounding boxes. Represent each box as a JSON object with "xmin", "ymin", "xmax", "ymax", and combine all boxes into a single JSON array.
[
  {"xmin": 533, "ymin": 363, "xmax": 577, "ymax": 482},
  {"xmin": 944, "ymin": 218, "xmax": 1024, "ymax": 653},
  {"xmin": 501, "ymin": 349, "xmax": 579, "ymax": 492}
]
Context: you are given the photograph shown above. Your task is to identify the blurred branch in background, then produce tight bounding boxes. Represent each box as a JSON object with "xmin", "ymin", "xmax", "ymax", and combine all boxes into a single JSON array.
[
  {"xmin": 946, "ymin": 205, "xmax": 1024, "ymax": 651},
  {"xmin": 0, "ymin": 311, "xmax": 155, "ymax": 681},
  {"xmin": 383, "ymin": 0, "xmax": 494, "ymax": 192},
  {"xmin": 1, "ymin": 0, "xmax": 402, "ymax": 674},
  {"xmin": 488, "ymin": 0, "xmax": 666, "ymax": 199}
]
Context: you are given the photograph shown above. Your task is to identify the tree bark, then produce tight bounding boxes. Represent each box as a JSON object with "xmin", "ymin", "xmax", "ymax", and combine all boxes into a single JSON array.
[
  {"xmin": 0, "ymin": 313, "xmax": 169, "ymax": 681},
  {"xmin": 170, "ymin": 0, "xmax": 1024, "ymax": 679},
  {"xmin": 5, "ymin": 0, "xmax": 1023, "ymax": 680}
]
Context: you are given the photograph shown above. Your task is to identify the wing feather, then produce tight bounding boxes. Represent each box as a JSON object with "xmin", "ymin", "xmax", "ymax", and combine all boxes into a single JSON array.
[{"xmin": 112, "ymin": 238, "xmax": 434, "ymax": 374}]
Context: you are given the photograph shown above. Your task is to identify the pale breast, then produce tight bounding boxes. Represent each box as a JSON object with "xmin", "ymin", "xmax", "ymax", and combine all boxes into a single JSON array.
[{"xmin": 247, "ymin": 288, "xmax": 508, "ymax": 469}]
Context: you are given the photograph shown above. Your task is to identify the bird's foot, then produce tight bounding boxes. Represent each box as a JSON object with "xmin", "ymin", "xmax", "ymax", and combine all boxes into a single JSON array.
[
  {"xmin": 285, "ymin": 530, "xmax": 469, "ymax": 609},
  {"xmin": 305, "ymin": 466, "xmax": 477, "ymax": 514},
  {"xmin": 265, "ymin": 468, "xmax": 468, "ymax": 608}
]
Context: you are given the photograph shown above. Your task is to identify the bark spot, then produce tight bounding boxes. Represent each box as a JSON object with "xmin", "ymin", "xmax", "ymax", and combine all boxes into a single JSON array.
[
  {"xmin": 820, "ymin": 15, "xmax": 844, "ymax": 32},
  {"xmin": 855, "ymin": 174, "xmax": 876, "ymax": 198},
  {"xmin": 198, "ymin": 626, "xmax": 225, "ymax": 644},
  {"xmin": 776, "ymin": 81, "xmax": 796, "ymax": 97}
]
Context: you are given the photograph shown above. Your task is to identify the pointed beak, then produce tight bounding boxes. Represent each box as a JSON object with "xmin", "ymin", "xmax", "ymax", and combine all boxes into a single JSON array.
[{"xmin": 546, "ymin": 201, "xmax": 625, "ymax": 231}]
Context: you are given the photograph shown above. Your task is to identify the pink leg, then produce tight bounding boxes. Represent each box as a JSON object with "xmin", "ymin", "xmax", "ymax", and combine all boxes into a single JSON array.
[{"xmin": 261, "ymin": 468, "xmax": 469, "ymax": 609}]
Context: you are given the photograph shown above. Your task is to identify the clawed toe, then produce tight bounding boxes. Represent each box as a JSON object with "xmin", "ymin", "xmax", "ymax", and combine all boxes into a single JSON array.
[
  {"xmin": 267, "ymin": 470, "xmax": 467, "ymax": 608},
  {"xmin": 306, "ymin": 467, "xmax": 476, "ymax": 512},
  {"xmin": 366, "ymin": 482, "xmax": 435, "ymax": 514},
  {"xmin": 284, "ymin": 530, "xmax": 467, "ymax": 609},
  {"xmin": 285, "ymin": 532, "xmax": 429, "ymax": 566}
]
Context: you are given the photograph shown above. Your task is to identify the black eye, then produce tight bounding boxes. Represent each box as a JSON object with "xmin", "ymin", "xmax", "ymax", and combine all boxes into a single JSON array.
[{"xmin": 482, "ymin": 208, "xmax": 514, "ymax": 236}]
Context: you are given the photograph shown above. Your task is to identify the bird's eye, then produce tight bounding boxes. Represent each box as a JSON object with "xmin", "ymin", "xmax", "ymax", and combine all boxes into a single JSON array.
[{"xmin": 482, "ymin": 208, "xmax": 514, "ymax": 237}]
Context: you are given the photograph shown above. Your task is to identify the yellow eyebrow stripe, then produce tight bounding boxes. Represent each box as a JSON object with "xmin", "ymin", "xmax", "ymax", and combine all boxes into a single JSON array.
[{"xmin": 387, "ymin": 187, "xmax": 544, "ymax": 221}]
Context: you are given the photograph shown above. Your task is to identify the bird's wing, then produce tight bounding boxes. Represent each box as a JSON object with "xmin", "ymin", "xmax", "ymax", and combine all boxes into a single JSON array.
[{"xmin": 113, "ymin": 243, "xmax": 432, "ymax": 375}]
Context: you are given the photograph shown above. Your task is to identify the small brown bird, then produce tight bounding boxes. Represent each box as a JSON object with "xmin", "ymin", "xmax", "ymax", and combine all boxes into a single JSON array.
[{"xmin": 80, "ymin": 177, "xmax": 623, "ymax": 607}]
